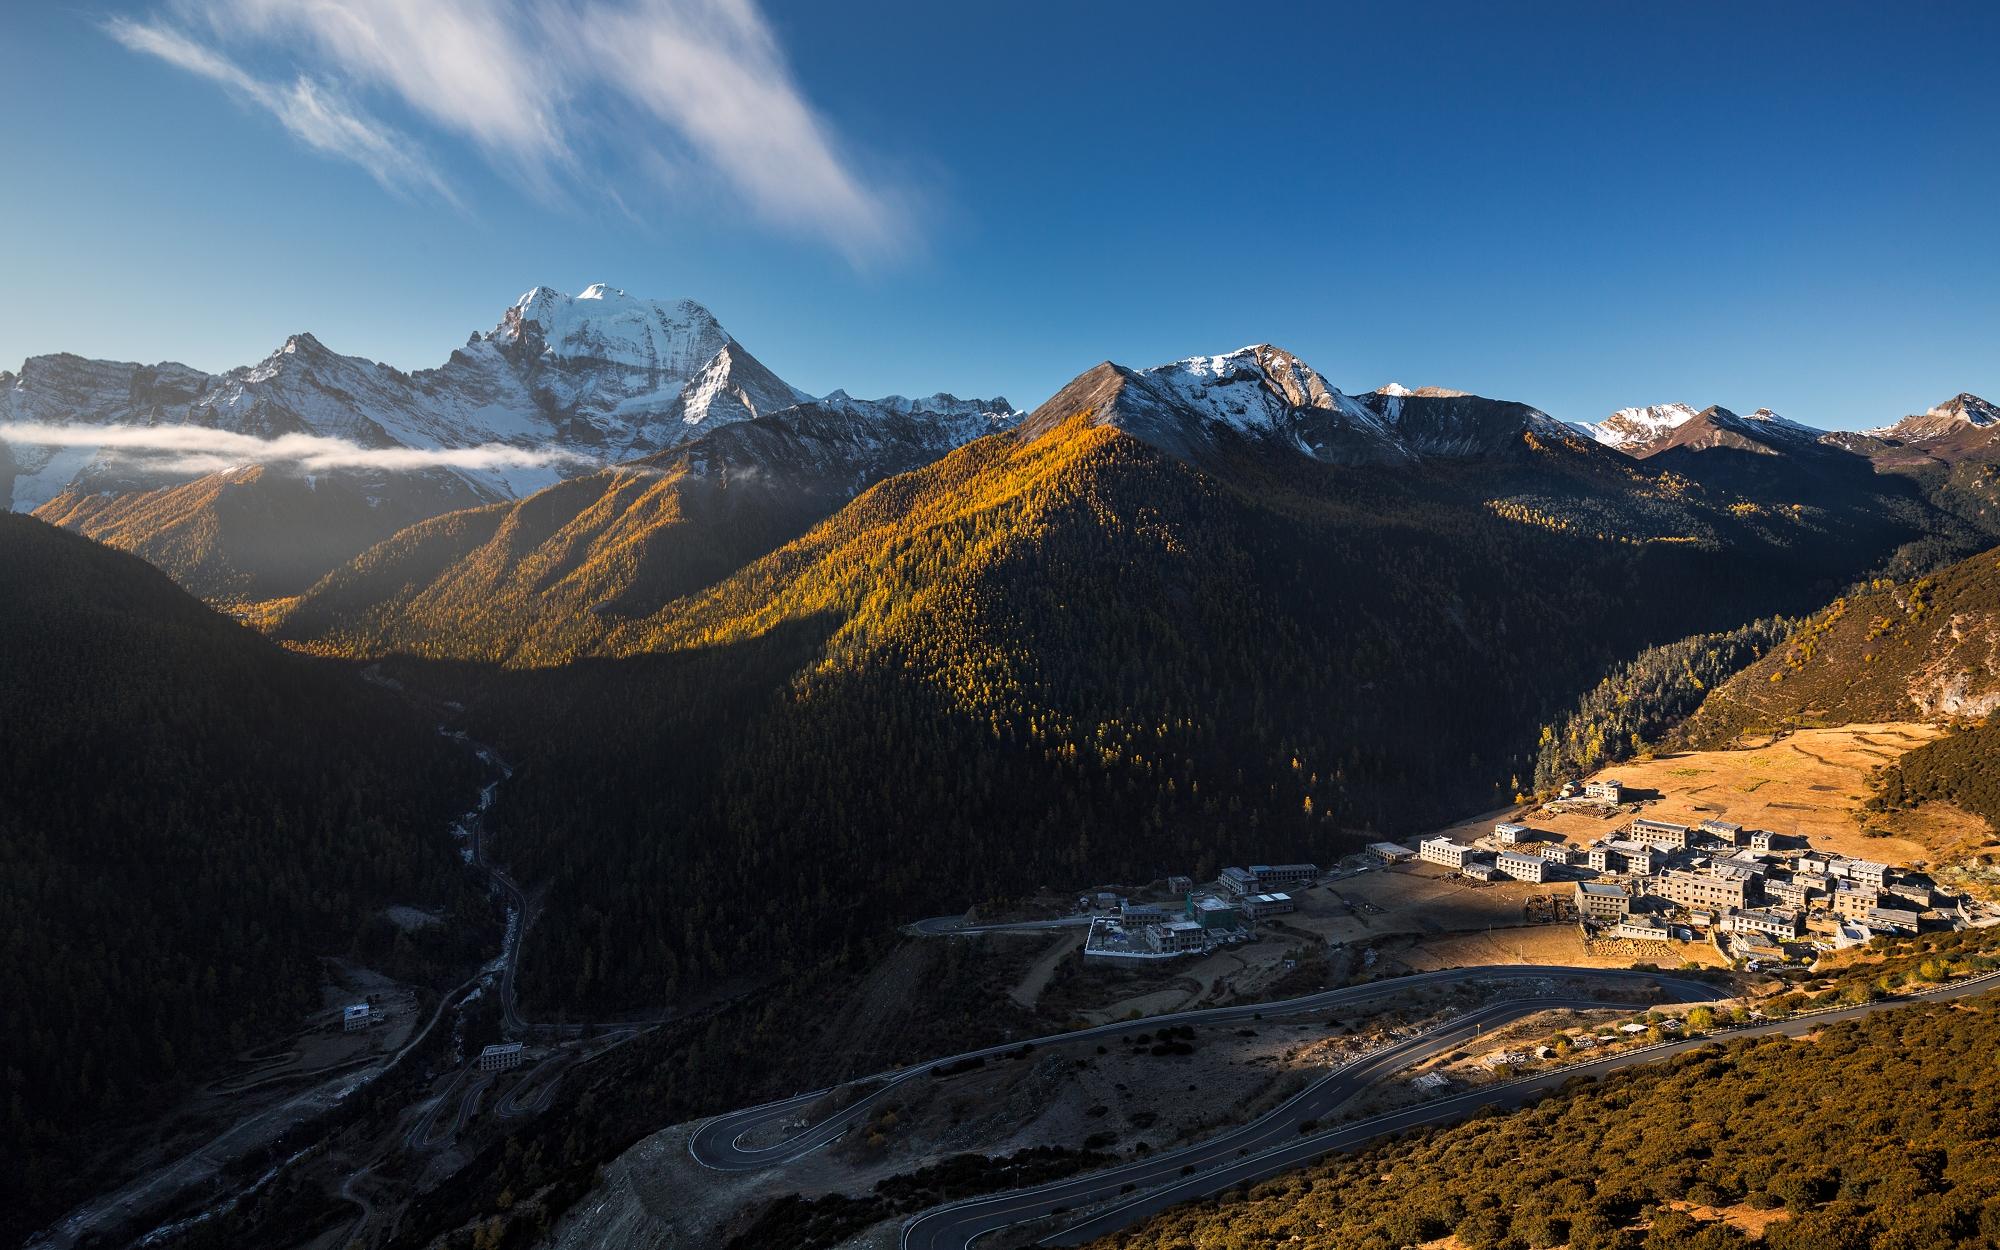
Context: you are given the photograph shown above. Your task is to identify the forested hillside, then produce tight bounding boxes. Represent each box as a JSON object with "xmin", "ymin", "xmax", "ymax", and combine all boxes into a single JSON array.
[
  {"xmin": 1869, "ymin": 715, "xmax": 2000, "ymax": 833},
  {"xmin": 276, "ymin": 396, "xmax": 1011, "ymax": 663},
  {"xmin": 33, "ymin": 462, "xmax": 482, "ymax": 602},
  {"xmin": 0, "ymin": 516, "xmax": 480, "ymax": 1226},
  {"xmin": 1091, "ymin": 993, "xmax": 2000, "ymax": 1250},
  {"xmin": 1676, "ymin": 543, "xmax": 2000, "ymax": 747},
  {"xmin": 1531, "ymin": 617, "xmax": 1795, "ymax": 791},
  {"xmin": 380, "ymin": 401, "xmax": 1948, "ymax": 1013}
]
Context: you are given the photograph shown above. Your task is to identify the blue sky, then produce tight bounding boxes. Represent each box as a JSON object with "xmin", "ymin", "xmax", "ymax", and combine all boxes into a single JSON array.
[{"xmin": 2, "ymin": 1, "xmax": 1995, "ymax": 428}]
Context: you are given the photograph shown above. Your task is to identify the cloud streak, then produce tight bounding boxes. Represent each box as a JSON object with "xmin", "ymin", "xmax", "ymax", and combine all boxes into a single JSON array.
[
  {"xmin": 103, "ymin": 15, "xmax": 457, "ymax": 204},
  {"xmin": 107, "ymin": 0, "xmax": 906, "ymax": 258},
  {"xmin": 0, "ymin": 422, "xmax": 594, "ymax": 476}
]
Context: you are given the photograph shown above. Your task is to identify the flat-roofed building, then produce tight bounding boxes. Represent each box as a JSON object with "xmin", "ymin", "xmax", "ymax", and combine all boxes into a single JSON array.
[
  {"xmin": 1420, "ymin": 838, "xmax": 1475, "ymax": 869},
  {"xmin": 1461, "ymin": 860, "xmax": 1498, "ymax": 881},
  {"xmin": 1864, "ymin": 907, "xmax": 1919, "ymax": 935},
  {"xmin": 478, "ymin": 1042, "xmax": 525, "ymax": 1072},
  {"xmin": 1575, "ymin": 880, "xmax": 1632, "ymax": 920},
  {"xmin": 342, "ymin": 1004, "xmax": 372, "ymax": 1032},
  {"xmin": 1884, "ymin": 880, "xmax": 1936, "ymax": 909},
  {"xmin": 1148, "ymin": 919, "xmax": 1209, "ymax": 952},
  {"xmin": 1538, "ymin": 843, "xmax": 1573, "ymax": 864},
  {"xmin": 1190, "ymin": 894, "xmax": 1243, "ymax": 930},
  {"xmin": 1699, "ymin": 819, "xmax": 1744, "ymax": 845},
  {"xmin": 1585, "ymin": 780, "xmax": 1624, "ymax": 803},
  {"xmin": 1121, "ymin": 901, "xmax": 1171, "ymax": 926},
  {"xmin": 1165, "ymin": 875, "xmax": 1193, "ymax": 894},
  {"xmin": 1763, "ymin": 878, "xmax": 1810, "ymax": 909},
  {"xmin": 1248, "ymin": 863, "xmax": 1320, "ymax": 889},
  {"xmin": 1630, "ymin": 819, "xmax": 1692, "ymax": 851},
  {"xmin": 1494, "ymin": 822, "xmax": 1529, "ymax": 845},
  {"xmin": 1366, "ymin": 842, "xmax": 1415, "ymax": 864},
  {"xmin": 1725, "ymin": 908, "xmax": 1802, "ymax": 941},
  {"xmin": 1586, "ymin": 843, "xmax": 1619, "ymax": 873},
  {"xmin": 1239, "ymin": 892, "xmax": 1295, "ymax": 919},
  {"xmin": 1496, "ymin": 850, "xmax": 1547, "ymax": 883},
  {"xmin": 1219, "ymin": 867, "xmax": 1258, "ymax": 896},
  {"xmin": 1831, "ymin": 882, "xmax": 1881, "ymax": 919},
  {"xmin": 1719, "ymin": 853, "xmax": 1770, "ymax": 877},
  {"xmin": 1605, "ymin": 840, "xmax": 1659, "ymax": 875},
  {"xmin": 1614, "ymin": 914, "xmax": 1671, "ymax": 942},
  {"xmin": 1843, "ymin": 860, "xmax": 1890, "ymax": 890},
  {"xmin": 1660, "ymin": 869, "xmax": 1749, "ymax": 911},
  {"xmin": 1747, "ymin": 829, "xmax": 1775, "ymax": 852}
]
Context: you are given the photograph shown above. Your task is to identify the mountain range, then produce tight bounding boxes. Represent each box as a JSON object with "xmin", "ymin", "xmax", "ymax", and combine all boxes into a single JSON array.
[
  {"xmin": 0, "ymin": 284, "xmax": 1014, "ymax": 598},
  {"xmin": 8, "ymin": 284, "xmax": 2000, "ymax": 1019},
  {"xmin": 12, "ymin": 284, "xmax": 2000, "ymax": 1249}
]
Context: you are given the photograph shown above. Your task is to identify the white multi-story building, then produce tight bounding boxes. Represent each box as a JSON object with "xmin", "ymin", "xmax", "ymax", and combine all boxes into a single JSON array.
[
  {"xmin": 342, "ymin": 1004, "xmax": 372, "ymax": 1032},
  {"xmin": 1420, "ymin": 838, "xmax": 1475, "ymax": 869},
  {"xmin": 1496, "ymin": 850, "xmax": 1548, "ymax": 883},
  {"xmin": 478, "ymin": 1042, "xmax": 526, "ymax": 1072}
]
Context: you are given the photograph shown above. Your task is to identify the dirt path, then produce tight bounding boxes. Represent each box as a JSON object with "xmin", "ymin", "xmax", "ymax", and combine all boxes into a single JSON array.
[{"xmin": 1009, "ymin": 932, "xmax": 1083, "ymax": 1011}]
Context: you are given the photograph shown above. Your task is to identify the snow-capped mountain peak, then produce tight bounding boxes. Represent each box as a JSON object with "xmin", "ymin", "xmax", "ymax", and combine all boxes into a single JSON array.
[
  {"xmin": 1867, "ymin": 392, "xmax": 2000, "ymax": 442},
  {"xmin": 1573, "ymin": 402, "xmax": 1702, "ymax": 452},
  {"xmin": 1377, "ymin": 382, "xmax": 1413, "ymax": 398},
  {"xmin": 0, "ymin": 284, "xmax": 993, "ymax": 513},
  {"xmin": 1025, "ymin": 344, "xmax": 1585, "ymax": 466}
]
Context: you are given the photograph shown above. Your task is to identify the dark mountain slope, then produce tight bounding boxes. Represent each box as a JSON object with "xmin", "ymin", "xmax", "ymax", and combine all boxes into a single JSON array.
[
  {"xmin": 0, "ymin": 515, "xmax": 478, "ymax": 1230},
  {"xmin": 33, "ymin": 461, "xmax": 484, "ymax": 602}
]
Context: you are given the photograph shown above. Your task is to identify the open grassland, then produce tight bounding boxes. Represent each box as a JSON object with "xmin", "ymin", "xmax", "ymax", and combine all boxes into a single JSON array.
[{"xmin": 1437, "ymin": 723, "xmax": 1995, "ymax": 871}]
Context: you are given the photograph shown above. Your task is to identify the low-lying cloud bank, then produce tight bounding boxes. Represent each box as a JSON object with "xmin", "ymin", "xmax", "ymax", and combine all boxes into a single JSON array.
[{"xmin": 0, "ymin": 422, "xmax": 595, "ymax": 476}]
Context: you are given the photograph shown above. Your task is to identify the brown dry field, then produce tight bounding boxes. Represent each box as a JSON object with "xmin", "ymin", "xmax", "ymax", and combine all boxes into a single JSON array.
[
  {"xmin": 1427, "ymin": 722, "xmax": 1991, "ymax": 871},
  {"xmin": 1292, "ymin": 863, "xmax": 1548, "ymax": 942}
]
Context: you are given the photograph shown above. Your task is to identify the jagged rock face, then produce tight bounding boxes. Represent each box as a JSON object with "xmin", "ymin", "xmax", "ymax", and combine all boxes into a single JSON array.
[
  {"xmin": 1022, "ymin": 344, "xmax": 1581, "ymax": 467},
  {"xmin": 483, "ymin": 283, "xmax": 810, "ymax": 453}
]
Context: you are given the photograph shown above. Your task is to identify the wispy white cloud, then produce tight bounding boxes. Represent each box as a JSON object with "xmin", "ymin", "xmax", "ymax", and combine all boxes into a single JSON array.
[
  {"xmin": 103, "ymin": 15, "xmax": 457, "ymax": 205},
  {"xmin": 107, "ymin": 0, "xmax": 907, "ymax": 259},
  {"xmin": 0, "ymin": 422, "xmax": 593, "ymax": 475}
]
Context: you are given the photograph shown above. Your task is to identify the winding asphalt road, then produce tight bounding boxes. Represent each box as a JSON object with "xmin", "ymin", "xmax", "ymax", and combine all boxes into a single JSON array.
[
  {"xmin": 935, "ymin": 969, "xmax": 2000, "ymax": 1250},
  {"xmin": 687, "ymin": 964, "xmax": 1716, "ymax": 1175},
  {"xmin": 906, "ymin": 995, "xmax": 1638, "ymax": 1250},
  {"xmin": 908, "ymin": 915, "xmax": 1097, "ymax": 937}
]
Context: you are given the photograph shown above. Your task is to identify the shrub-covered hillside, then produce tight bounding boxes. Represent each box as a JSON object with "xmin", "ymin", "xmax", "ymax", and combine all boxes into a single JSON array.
[
  {"xmin": 1091, "ymin": 994, "xmax": 2000, "ymax": 1250},
  {"xmin": 1677, "ymin": 543, "xmax": 2000, "ymax": 747}
]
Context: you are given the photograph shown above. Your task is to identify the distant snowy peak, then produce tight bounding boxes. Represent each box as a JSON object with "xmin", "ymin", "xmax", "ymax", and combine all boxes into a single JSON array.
[
  {"xmin": 1711, "ymin": 406, "xmax": 1824, "ymax": 443},
  {"xmin": 1650, "ymin": 405, "xmax": 1828, "ymax": 458},
  {"xmin": 817, "ymin": 389, "xmax": 1016, "ymax": 421},
  {"xmin": 1574, "ymin": 403, "xmax": 1702, "ymax": 452},
  {"xmin": 1867, "ymin": 392, "xmax": 2000, "ymax": 442},
  {"xmin": 1028, "ymin": 344, "xmax": 1583, "ymax": 466},
  {"xmin": 1932, "ymin": 392, "xmax": 1999, "ymax": 427},
  {"xmin": 1376, "ymin": 383, "xmax": 1472, "ymax": 399},
  {"xmin": 1, "ymin": 283, "xmax": 992, "ymax": 513}
]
